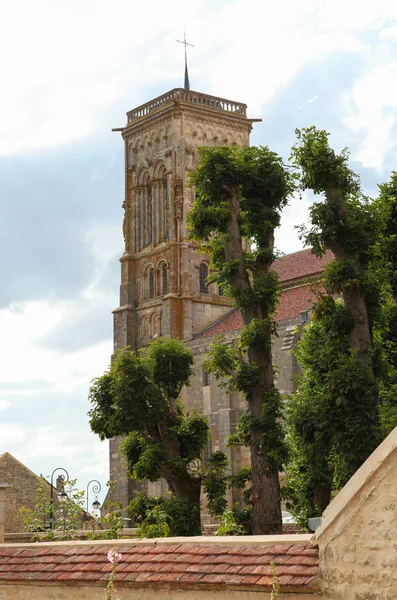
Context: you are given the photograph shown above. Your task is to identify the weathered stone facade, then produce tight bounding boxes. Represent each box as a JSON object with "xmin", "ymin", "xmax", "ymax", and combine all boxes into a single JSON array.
[
  {"xmin": 109, "ymin": 89, "xmax": 254, "ymax": 508},
  {"xmin": 0, "ymin": 452, "xmax": 47, "ymax": 534},
  {"xmin": 108, "ymin": 87, "xmax": 332, "ymax": 512},
  {"xmin": 314, "ymin": 424, "xmax": 397, "ymax": 599}
]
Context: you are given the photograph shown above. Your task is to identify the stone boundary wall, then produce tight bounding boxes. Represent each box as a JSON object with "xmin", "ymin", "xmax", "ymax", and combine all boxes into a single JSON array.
[{"xmin": 0, "ymin": 535, "xmax": 318, "ymax": 599}]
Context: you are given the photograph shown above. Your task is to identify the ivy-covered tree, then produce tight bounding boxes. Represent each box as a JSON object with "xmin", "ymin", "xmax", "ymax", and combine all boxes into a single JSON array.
[
  {"xmin": 291, "ymin": 127, "xmax": 379, "ymax": 413},
  {"xmin": 376, "ymin": 171, "xmax": 397, "ymax": 300},
  {"xmin": 88, "ymin": 337, "xmax": 209, "ymax": 535},
  {"xmin": 188, "ymin": 145, "xmax": 295, "ymax": 534},
  {"xmin": 285, "ymin": 138, "xmax": 397, "ymax": 522}
]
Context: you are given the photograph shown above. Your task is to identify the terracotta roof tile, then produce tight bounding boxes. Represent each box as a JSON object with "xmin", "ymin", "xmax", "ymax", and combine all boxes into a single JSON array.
[
  {"xmin": 0, "ymin": 540, "xmax": 318, "ymax": 591},
  {"xmin": 196, "ymin": 282, "xmax": 322, "ymax": 339},
  {"xmin": 272, "ymin": 248, "xmax": 334, "ymax": 284},
  {"xmin": 194, "ymin": 248, "xmax": 333, "ymax": 340}
]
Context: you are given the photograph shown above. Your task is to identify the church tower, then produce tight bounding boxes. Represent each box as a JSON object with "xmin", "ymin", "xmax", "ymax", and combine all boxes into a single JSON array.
[{"xmin": 109, "ymin": 87, "xmax": 255, "ymax": 509}]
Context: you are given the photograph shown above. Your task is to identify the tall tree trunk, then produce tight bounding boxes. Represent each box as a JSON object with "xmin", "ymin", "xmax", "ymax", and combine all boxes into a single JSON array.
[{"xmin": 222, "ymin": 185, "xmax": 282, "ymax": 534}]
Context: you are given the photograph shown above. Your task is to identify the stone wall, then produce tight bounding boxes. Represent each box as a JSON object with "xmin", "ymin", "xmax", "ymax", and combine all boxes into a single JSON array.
[
  {"xmin": 315, "ymin": 424, "xmax": 397, "ymax": 599},
  {"xmin": 0, "ymin": 585, "xmax": 316, "ymax": 599}
]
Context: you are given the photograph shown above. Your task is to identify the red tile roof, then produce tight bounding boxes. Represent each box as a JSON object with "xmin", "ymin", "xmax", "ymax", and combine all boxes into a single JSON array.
[
  {"xmin": 197, "ymin": 282, "xmax": 322, "ymax": 338},
  {"xmin": 273, "ymin": 248, "xmax": 334, "ymax": 284},
  {"xmin": 194, "ymin": 248, "xmax": 332, "ymax": 339},
  {"xmin": 0, "ymin": 539, "xmax": 318, "ymax": 591}
]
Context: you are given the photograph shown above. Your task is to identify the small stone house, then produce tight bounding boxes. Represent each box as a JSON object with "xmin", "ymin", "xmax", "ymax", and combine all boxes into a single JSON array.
[{"xmin": 0, "ymin": 452, "xmax": 51, "ymax": 534}]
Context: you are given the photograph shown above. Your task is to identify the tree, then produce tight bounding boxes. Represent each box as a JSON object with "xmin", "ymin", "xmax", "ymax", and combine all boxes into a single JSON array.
[
  {"xmin": 88, "ymin": 337, "xmax": 209, "ymax": 535},
  {"xmin": 284, "ymin": 142, "xmax": 397, "ymax": 522},
  {"xmin": 188, "ymin": 145, "xmax": 295, "ymax": 534},
  {"xmin": 291, "ymin": 127, "xmax": 381, "ymax": 413}
]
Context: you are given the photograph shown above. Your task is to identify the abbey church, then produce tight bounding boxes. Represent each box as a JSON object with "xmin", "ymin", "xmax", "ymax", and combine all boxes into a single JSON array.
[{"xmin": 108, "ymin": 85, "xmax": 332, "ymax": 511}]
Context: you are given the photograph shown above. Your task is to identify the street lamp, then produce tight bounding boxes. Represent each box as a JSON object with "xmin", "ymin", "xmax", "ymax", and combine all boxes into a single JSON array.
[
  {"xmin": 49, "ymin": 467, "xmax": 69, "ymax": 530},
  {"xmin": 86, "ymin": 480, "xmax": 101, "ymax": 514}
]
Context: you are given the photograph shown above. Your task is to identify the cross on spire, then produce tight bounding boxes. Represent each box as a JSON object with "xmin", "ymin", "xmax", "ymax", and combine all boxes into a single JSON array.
[{"xmin": 176, "ymin": 32, "xmax": 194, "ymax": 90}]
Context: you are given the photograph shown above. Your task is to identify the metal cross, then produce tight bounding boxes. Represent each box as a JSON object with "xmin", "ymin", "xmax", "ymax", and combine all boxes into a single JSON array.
[{"xmin": 176, "ymin": 32, "xmax": 194, "ymax": 89}]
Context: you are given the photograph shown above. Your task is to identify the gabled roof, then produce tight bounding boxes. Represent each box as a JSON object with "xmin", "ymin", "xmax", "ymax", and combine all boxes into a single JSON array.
[{"xmin": 0, "ymin": 452, "xmax": 47, "ymax": 486}]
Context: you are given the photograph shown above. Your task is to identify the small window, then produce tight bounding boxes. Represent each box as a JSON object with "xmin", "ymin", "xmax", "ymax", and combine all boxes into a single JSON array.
[
  {"xmin": 218, "ymin": 286, "xmax": 224, "ymax": 296},
  {"xmin": 203, "ymin": 367, "xmax": 210, "ymax": 386},
  {"xmin": 202, "ymin": 438, "xmax": 212, "ymax": 467},
  {"xmin": 199, "ymin": 263, "xmax": 209, "ymax": 294},
  {"xmin": 162, "ymin": 265, "xmax": 168, "ymax": 295},
  {"xmin": 149, "ymin": 269, "xmax": 155, "ymax": 299}
]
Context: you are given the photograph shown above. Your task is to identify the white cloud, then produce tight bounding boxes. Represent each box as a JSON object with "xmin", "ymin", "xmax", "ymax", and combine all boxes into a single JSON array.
[
  {"xmin": 0, "ymin": 0, "xmax": 206, "ymax": 155},
  {"xmin": 343, "ymin": 61, "xmax": 397, "ymax": 169},
  {"xmin": 1, "ymin": 0, "xmax": 396, "ymax": 155},
  {"xmin": 298, "ymin": 96, "xmax": 319, "ymax": 110},
  {"xmin": 0, "ymin": 401, "xmax": 11, "ymax": 412}
]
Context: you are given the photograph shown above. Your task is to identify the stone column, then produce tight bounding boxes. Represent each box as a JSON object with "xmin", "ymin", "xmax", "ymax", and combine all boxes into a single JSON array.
[{"xmin": 0, "ymin": 484, "xmax": 9, "ymax": 543}]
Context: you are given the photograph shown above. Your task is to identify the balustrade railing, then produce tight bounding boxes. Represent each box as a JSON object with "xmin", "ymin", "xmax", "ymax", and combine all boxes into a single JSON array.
[{"xmin": 127, "ymin": 89, "xmax": 247, "ymax": 122}]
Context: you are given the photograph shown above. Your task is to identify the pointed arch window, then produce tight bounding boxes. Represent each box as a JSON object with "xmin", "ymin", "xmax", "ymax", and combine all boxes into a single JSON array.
[{"xmin": 199, "ymin": 263, "xmax": 209, "ymax": 294}]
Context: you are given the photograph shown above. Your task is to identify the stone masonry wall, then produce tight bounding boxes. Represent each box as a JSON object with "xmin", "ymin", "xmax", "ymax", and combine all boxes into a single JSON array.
[{"xmin": 315, "ymin": 425, "xmax": 397, "ymax": 599}]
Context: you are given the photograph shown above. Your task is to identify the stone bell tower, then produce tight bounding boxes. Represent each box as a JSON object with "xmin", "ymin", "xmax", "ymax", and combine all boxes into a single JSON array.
[{"xmin": 109, "ymin": 87, "xmax": 255, "ymax": 510}]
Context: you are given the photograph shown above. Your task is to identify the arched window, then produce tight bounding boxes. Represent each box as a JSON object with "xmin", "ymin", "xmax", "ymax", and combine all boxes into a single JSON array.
[
  {"xmin": 199, "ymin": 263, "xmax": 209, "ymax": 294},
  {"xmin": 162, "ymin": 264, "xmax": 168, "ymax": 295},
  {"xmin": 149, "ymin": 269, "xmax": 155, "ymax": 299}
]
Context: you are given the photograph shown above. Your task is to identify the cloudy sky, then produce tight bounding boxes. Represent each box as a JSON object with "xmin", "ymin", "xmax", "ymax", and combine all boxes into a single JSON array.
[{"xmin": 0, "ymin": 0, "xmax": 396, "ymax": 507}]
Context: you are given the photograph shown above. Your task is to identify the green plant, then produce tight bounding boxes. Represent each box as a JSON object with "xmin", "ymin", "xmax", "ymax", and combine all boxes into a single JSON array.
[
  {"xmin": 188, "ymin": 145, "xmax": 296, "ymax": 534},
  {"xmin": 128, "ymin": 491, "xmax": 201, "ymax": 537},
  {"xmin": 89, "ymin": 338, "xmax": 209, "ymax": 532},
  {"xmin": 19, "ymin": 478, "xmax": 85, "ymax": 541},
  {"xmin": 135, "ymin": 505, "xmax": 171, "ymax": 539},
  {"xmin": 215, "ymin": 509, "xmax": 245, "ymax": 536},
  {"xmin": 270, "ymin": 562, "xmax": 280, "ymax": 599}
]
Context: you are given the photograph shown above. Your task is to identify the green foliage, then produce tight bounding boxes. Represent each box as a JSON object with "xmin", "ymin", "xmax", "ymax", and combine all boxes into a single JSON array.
[
  {"xmin": 284, "ymin": 292, "xmax": 397, "ymax": 521},
  {"xmin": 128, "ymin": 492, "xmax": 201, "ymax": 537},
  {"xmin": 19, "ymin": 478, "xmax": 85, "ymax": 542},
  {"xmin": 240, "ymin": 318, "xmax": 276, "ymax": 352},
  {"xmin": 284, "ymin": 128, "xmax": 397, "ymax": 522},
  {"xmin": 135, "ymin": 505, "xmax": 171, "ymax": 539},
  {"xmin": 291, "ymin": 127, "xmax": 377, "ymax": 261},
  {"xmin": 88, "ymin": 338, "xmax": 208, "ymax": 523},
  {"xmin": 291, "ymin": 127, "xmax": 360, "ymax": 198},
  {"xmin": 188, "ymin": 145, "xmax": 294, "ymax": 532},
  {"xmin": 146, "ymin": 336, "xmax": 194, "ymax": 401},
  {"xmin": 202, "ymin": 451, "xmax": 229, "ymax": 517},
  {"xmin": 377, "ymin": 171, "xmax": 397, "ymax": 298},
  {"xmin": 215, "ymin": 509, "xmax": 245, "ymax": 536}
]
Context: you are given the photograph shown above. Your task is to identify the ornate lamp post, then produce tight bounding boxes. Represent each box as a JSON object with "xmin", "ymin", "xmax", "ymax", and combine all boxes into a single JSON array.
[
  {"xmin": 49, "ymin": 467, "xmax": 69, "ymax": 530},
  {"xmin": 86, "ymin": 480, "xmax": 101, "ymax": 514}
]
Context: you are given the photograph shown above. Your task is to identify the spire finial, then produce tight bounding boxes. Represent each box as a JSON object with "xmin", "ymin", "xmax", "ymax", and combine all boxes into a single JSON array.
[{"xmin": 176, "ymin": 32, "xmax": 194, "ymax": 90}]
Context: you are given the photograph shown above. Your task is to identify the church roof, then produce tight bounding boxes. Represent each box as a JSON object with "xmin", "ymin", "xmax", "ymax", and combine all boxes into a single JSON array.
[
  {"xmin": 193, "ymin": 248, "xmax": 333, "ymax": 339},
  {"xmin": 272, "ymin": 248, "xmax": 334, "ymax": 285}
]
